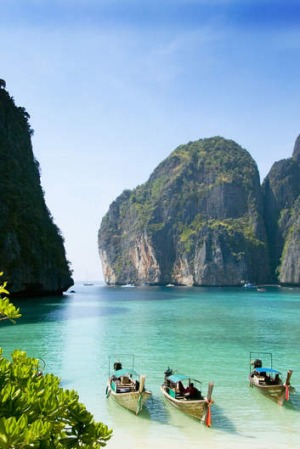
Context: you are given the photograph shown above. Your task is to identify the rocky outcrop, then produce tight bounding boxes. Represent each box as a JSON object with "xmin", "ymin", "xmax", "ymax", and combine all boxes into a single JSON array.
[
  {"xmin": 98, "ymin": 137, "xmax": 270, "ymax": 286},
  {"xmin": 278, "ymin": 197, "xmax": 300, "ymax": 284},
  {"xmin": 262, "ymin": 135, "xmax": 300, "ymax": 285},
  {"xmin": 0, "ymin": 82, "xmax": 73, "ymax": 296},
  {"xmin": 292, "ymin": 134, "xmax": 300, "ymax": 164}
]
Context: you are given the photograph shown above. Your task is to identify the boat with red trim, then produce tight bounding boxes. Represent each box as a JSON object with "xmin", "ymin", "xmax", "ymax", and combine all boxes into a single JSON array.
[
  {"xmin": 106, "ymin": 355, "xmax": 152, "ymax": 415},
  {"xmin": 160, "ymin": 368, "xmax": 214, "ymax": 426},
  {"xmin": 249, "ymin": 352, "xmax": 294, "ymax": 405}
]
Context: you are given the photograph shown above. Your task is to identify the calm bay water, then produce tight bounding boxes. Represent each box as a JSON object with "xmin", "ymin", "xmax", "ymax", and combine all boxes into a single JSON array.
[{"xmin": 1, "ymin": 283, "xmax": 300, "ymax": 449}]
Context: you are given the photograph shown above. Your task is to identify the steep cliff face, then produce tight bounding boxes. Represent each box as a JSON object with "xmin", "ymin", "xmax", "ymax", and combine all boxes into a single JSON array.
[
  {"xmin": 262, "ymin": 135, "xmax": 300, "ymax": 284},
  {"xmin": 99, "ymin": 137, "xmax": 270, "ymax": 286},
  {"xmin": 278, "ymin": 197, "xmax": 300, "ymax": 284},
  {"xmin": 292, "ymin": 134, "xmax": 300, "ymax": 164},
  {"xmin": 0, "ymin": 83, "xmax": 73, "ymax": 296}
]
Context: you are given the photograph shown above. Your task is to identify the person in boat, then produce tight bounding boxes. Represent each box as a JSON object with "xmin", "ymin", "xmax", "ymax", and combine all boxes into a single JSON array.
[
  {"xmin": 178, "ymin": 381, "xmax": 185, "ymax": 395},
  {"xmin": 274, "ymin": 373, "xmax": 281, "ymax": 384},
  {"xmin": 184, "ymin": 382, "xmax": 201, "ymax": 399},
  {"xmin": 267, "ymin": 372, "xmax": 281, "ymax": 385},
  {"xmin": 265, "ymin": 374, "xmax": 272, "ymax": 384}
]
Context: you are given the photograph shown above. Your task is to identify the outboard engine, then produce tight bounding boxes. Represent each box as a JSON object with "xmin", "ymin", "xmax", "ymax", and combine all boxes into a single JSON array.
[
  {"xmin": 254, "ymin": 359, "xmax": 262, "ymax": 369},
  {"xmin": 164, "ymin": 367, "xmax": 173, "ymax": 378},
  {"xmin": 163, "ymin": 367, "xmax": 173, "ymax": 387},
  {"xmin": 114, "ymin": 362, "xmax": 122, "ymax": 371}
]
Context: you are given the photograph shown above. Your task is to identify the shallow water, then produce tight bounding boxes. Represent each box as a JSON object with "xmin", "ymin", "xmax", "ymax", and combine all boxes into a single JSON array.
[{"xmin": 2, "ymin": 283, "xmax": 300, "ymax": 448}]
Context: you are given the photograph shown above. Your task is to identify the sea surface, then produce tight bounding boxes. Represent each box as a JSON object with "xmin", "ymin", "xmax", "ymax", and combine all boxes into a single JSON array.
[{"xmin": 2, "ymin": 283, "xmax": 300, "ymax": 449}]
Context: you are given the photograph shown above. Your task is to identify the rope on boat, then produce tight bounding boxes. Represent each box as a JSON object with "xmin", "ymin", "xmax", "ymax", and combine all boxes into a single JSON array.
[
  {"xmin": 205, "ymin": 382, "xmax": 214, "ymax": 427},
  {"xmin": 136, "ymin": 393, "xmax": 143, "ymax": 415},
  {"xmin": 285, "ymin": 384, "xmax": 289, "ymax": 401},
  {"xmin": 205, "ymin": 399, "xmax": 213, "ymax": 427},
  {"xmin": 135, "ymin": 374, "xmax": 146, "ymax": 414},
  {"xmin": 284, "ymin": 369, "xmax": 293, "ymax": 401}
]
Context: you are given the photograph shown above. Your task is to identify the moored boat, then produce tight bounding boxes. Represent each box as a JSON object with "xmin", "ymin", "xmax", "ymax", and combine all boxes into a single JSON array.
[
  {"xmin": 106, "ymin": 356, "xmax": 152, "ymax": 415},
  {"xmin": 160, "ymin": 367, "xmax": 214, "ymax": 426},
  {"xmin": 249, "ymin": 352, "xmax": 294, "ymax": 405}
]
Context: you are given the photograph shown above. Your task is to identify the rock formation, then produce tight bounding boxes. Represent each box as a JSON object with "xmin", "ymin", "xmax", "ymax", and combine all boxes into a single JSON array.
[
  {"xmin": 98, "ymin": 137, "xmax": 270, "ymax": 286},
  {"xmin": 0, "ymin": 82, "xmax": 73, "ymax": 296},
  {"xmin": 262, "ymin": 135, "xmax": 300, "ymax": 285}
]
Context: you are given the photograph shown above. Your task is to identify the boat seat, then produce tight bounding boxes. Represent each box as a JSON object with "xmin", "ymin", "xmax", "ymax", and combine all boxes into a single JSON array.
[
  {"xmin": 257, "ymin": 376, "xmax": 266, "ymax": 384},
  {"xmin": 117, "ymin": 387, "xmax": 132, "ymax": 393},
  {"xmin": 120, "ymin": 376, "xmax": 131, "ymax": 385}
]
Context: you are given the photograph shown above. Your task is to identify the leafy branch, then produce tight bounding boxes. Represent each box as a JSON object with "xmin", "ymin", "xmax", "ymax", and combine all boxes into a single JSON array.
[{"xmin": 0, "ymin": 273, "xmax": 22, "ymax": 323}]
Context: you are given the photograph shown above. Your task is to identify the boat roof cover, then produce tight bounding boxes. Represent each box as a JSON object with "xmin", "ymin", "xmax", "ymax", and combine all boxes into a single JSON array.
[
  {"xmin": 167, "ymin": 374, "xmax": 191, "ymax": 382},
  {"xmin": 113, "ymin": 368, "xmax": 139, "ymax": 377},
  {"xmin": 255, "ymin": 367, "xmax": 281, "ymax": 374}
]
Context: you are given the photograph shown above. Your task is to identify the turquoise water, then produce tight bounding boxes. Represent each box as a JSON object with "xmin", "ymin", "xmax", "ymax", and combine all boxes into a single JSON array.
[{"xmin": 1, "ymin": 284, "xmax": 300, "ymax": 449}]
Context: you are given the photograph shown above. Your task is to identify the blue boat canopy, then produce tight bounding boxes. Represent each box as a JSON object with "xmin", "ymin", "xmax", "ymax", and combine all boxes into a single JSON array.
[
  {"xmin": 113, "ymin": 368, "xmax": 139, "ymax": 377},
  {"xmin": 167, "ymin": 374, "xmax": 191, "ymax": 383},
  {"xmin": 255, "ymin": 367, "xmax": 281, "ymax": 374}
]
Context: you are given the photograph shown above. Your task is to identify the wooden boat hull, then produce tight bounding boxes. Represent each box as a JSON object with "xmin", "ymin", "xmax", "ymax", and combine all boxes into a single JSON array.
[
  {"xmin": 250, "ymin": 381, "xmax": 286, "ymax": 405},
  {"xmin": 160, "ymin": 385, "xmax": 211, "ymax": 421},
  {"xmin": 249, "ymin": 370, "xmax": 293, "ymax": 406},
  {"xmin": 107, "ymin": 380, "xmax": 152, "ymax": 414}
]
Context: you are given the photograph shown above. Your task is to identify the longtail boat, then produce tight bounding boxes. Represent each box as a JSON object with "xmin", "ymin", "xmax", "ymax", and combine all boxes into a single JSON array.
[
  {"xmin": 106, "ymin": 355, "xmax": 152, "ymax": 415},
  {"xmin": 249, "ymin": 352, "xmax": 294, "ymax": 406},
  {"xmin": 160, "ymin": 367, "xmax": 214, "ymax": 426}
]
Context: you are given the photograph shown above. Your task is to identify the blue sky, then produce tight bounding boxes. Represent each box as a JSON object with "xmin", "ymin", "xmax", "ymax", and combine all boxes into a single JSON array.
[{"xmin": 1, "ymin": 0, "xmax": 300, "ymax": 282}]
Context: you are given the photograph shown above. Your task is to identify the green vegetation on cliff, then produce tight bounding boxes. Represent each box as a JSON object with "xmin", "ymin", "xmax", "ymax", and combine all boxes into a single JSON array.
[
  {"xmin": 99, "ymin": 136, "xmax": 269, "ymax": 286},
  {"xmin": 0, "ymin": 83, "xmax": 73, "ymax": 295},
  {"xmin": 262, "ymin": 143, "xmax": 300, "ymax": 285}
]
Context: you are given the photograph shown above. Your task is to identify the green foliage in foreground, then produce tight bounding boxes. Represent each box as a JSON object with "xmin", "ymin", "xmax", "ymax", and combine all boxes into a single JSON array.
[
  {"xmin": 0, "ymin": 275, "xmax": 112, "ymax": 448},
  {"xmin": 0, "ymin": 349, "xmax": 112, "ymax": 448},
  {"xmin": 0, "ymin": 273, "xmax": 22, "ymax": 323}
]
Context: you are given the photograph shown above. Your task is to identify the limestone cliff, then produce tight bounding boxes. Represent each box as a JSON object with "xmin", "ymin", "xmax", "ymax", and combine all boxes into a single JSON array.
[
  {"xmin": 0, "ymin": 82, "xmax": 73, "ymax": 296},
  {"xmin": 262, "ymin": 135, "xmax": 300, "ymax": 285},
  {"xmin": 98, "ymin": 137, "xmax": 270, "ymax": 286}
]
